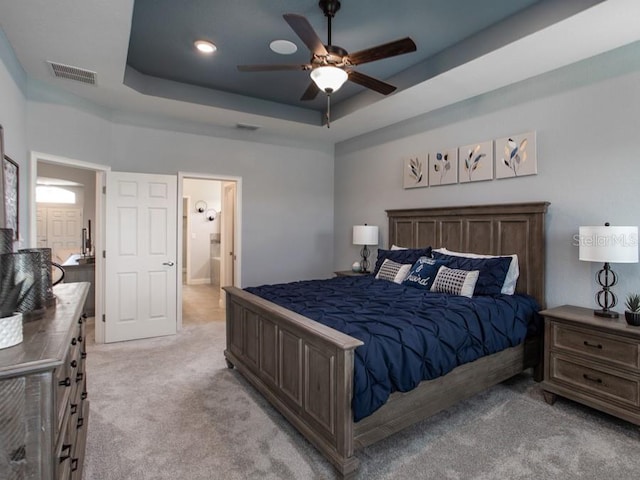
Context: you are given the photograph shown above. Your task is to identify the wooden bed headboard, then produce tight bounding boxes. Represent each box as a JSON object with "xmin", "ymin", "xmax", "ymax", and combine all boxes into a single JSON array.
[{"xmin": 387, "ymin": 202, "xmax": 550, "ymax": 307}]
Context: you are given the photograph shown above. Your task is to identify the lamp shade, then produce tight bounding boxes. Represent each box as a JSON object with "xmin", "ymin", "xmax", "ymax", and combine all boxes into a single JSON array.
[
  {"xmin": 353, "ymin": 225, "xmax": 378, "ymax": 246},
  {"xmin": 310, "ymin": 66, "xmax": 348, "ymax": 93},
  {"xmin": 578, "ymin": 225, "xmax": 639, "ymax": 263}
]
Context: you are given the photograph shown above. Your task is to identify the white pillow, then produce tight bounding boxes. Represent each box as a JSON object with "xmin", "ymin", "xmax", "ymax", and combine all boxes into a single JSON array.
[
  {"xmin": 390, "ymin": 244, "xmax": 407, "ymax": 250},
  {"xmin": 375, "ymin": 259, "xmax": 412, "ymax": 283},
  {"xmin": 433, "ymin": 248, "xmax": 519, "ymax": 295},
  {"xmin": 430, "ymin": 266, "xmax": 479, "ymax": 298}
]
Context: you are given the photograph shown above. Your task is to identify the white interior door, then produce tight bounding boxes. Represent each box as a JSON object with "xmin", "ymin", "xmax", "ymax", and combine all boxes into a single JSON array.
[
  {"xmin": 105, "ymin": 171, "xmax": 178, "ymax": 343},
  {"xmin": 221, "ymin": 181, "xmax": 236, "ymax": 287},
  {"xmin": 46, "ymin": 206, "xmax": 83, "ymax": 254}
]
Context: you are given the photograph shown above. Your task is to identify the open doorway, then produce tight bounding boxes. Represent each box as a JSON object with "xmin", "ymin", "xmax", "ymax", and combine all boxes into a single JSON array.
[
  {"xmin": 29, "ymin": 151, "xmax": 109, "ymax": 342},
  {"xmin": 178, "ymin": 173, "xmax": 240, "ymax": 328}
]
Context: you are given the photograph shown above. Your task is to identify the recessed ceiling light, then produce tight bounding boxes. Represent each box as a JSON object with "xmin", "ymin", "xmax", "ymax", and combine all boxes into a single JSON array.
[
  {"xmin": 194, "ymin": 40, "xmax": 216, "ymax": 54},
  {"xmin": 270, "ymin": 40, "xmax": 297, "ymax": 55}
]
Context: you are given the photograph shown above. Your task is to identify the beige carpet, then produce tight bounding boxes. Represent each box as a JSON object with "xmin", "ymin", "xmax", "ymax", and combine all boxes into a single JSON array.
[{"xmin": 83, "ymin": 290, "xmax": 640, "ymax": 479}]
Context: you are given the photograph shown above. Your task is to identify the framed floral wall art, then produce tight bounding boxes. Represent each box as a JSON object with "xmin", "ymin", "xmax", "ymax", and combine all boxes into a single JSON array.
[
  {"xmin": 495, "ymin": 131, "xmax": 537, "ymax": 179},
  {"xmin": 403, "ymin": 154, "xmax": 428, "ymax": 189},
  {"xmin": 429, "ymin": 148, "xmax": 458, "ymax": 186},
  {"xmin": 459, "ymin": 141, "xmax": 493, "ymax": 183},
  {"xmin": 3, "ymin": 155, "xmax": 18, "ymax": 239}
]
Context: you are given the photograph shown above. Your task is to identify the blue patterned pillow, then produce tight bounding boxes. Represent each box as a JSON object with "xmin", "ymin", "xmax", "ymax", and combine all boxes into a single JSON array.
[
  {"xmin": 402, "ymin": 257, "xmax": 446, "ymax": 289},
  {"xmin": 373, "ymin": 247, "xmax": 432, "ymax": 276},
  {"xmin": 432, "ymin": 251, "xmax": 511, "ymax": 295}
]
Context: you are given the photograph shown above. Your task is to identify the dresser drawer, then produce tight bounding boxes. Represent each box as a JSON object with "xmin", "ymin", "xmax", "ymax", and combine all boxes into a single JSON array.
[
  {"xmin": 549, "ymin": 354, "xmax": 640, "ymax": 408},
  {"xmin": 550, "ymin": 322, "xmax": 640, "ymax": 371}
]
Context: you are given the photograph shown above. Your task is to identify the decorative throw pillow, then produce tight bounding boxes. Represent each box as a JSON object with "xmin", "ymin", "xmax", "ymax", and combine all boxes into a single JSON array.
[
  {"xmin": 402, "ymin": 257, "xmax": 446, "ymax": 289},
  {"xmin": 432, "ymin": 251, "xmax": 511, "ymax": 296},
  {"xmin": 375, "ymin": 259, "xmax": 412, "ymax": 283},
  {"xmin": 373, "ymin": 247, "xmax": 432, "ymax": 276},
  {"xmin": 430, "ymin": 266, "xmax": 479, "ymax": 298},
  {"xmin": 433, "ymin": 248, "xmax": 519, "ymax": 295}
]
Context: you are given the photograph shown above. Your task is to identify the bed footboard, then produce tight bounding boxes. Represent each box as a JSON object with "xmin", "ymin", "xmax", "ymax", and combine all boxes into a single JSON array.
[{"xmin": 224, "ymin": 287, "xmax": 364, "ymax": 478}]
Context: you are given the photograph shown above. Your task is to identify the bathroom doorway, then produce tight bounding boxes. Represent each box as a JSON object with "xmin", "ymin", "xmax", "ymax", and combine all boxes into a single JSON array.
[{"xmin": 179, "ymin": 174, "xmax": 240, "ymax": 327}]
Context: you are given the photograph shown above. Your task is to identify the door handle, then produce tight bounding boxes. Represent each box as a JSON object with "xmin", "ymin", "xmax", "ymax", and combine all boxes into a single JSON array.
[{"xmin": 163, "ymin": 261, "xmax": 175, "ymax": 267}]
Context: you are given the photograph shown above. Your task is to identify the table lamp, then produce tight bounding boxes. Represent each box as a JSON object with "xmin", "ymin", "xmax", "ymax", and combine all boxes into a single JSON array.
[
  {"xmin": 353, "ymin": 225, "xmax": 378, "ymax": 274},
  {"xmin": 579, "ymin": 223, "xmax": 639, "ymax": 318}
]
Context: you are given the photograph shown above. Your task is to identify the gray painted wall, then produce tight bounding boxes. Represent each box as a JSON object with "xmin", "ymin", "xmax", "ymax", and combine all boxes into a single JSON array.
[
  {"xmin": 0, "ymin": 27, "xmax": 27, "ymax": 243},
  {"xmin": 334, "ymin": 42, "xmax": 640, "ymax": 310},
  {"xmin": 24, "ymin": 96, "xmax": 335, "ymax": 287}
]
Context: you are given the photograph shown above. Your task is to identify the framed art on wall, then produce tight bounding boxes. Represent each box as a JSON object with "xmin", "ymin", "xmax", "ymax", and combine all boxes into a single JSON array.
[
  {"xmin": 495, "ymin": 131, "xmax": 537, "ymax": 179},
  {"xmin": 402, "ymin": 154, "xmax": 428, "ymax": 189},
  {"xmin": 0, "ymin": 124, "xmax": 4, "ymax": 228},
  {"xmin": 429, "ymin": 148, "xmax": 458, "ymax": 186},
  {"xmin": 459, "ymin": 141, "xmax": 493, "ymax": 183},
  {"xmin": 3, "ymin": 155, "xmax": 18, "ymax": 239}
]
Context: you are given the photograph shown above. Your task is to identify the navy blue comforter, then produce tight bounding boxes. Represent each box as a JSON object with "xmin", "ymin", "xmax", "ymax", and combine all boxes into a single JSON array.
[{"xmin": 246, "ymin": 276, "xmax": 540, "ymax": 421}]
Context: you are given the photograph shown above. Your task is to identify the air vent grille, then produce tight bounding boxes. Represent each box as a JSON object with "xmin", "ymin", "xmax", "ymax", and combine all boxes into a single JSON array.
[
  {"xmin": 48, "ymin": 62, "xmax": 97, "ymax": 85},
  {"xmin": 236, "ymin": 123, "xmax": 260, "ymax": 131}
]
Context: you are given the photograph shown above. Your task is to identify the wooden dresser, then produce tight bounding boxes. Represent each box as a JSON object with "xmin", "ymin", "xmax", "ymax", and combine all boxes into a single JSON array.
[
  {"xmin": 541, "ymin": 305, "xmax": 640, "ymax": 426},
  {"xmin": 0, "ymin": 282, "xmax": 90, "ymax": 480}
]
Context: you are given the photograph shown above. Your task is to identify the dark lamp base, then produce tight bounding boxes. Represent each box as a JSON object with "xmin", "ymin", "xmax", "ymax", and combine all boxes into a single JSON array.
[{"xmin": 594, "ymin": 309, "xmax": 619, "ymax": 319}]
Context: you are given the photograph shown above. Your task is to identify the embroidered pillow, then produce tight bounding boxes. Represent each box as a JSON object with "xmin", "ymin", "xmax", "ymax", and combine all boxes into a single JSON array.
[
  {"xmin": 373, "ymin": 247, "xmax": 432, "ymax": 276},
  {"xmin": 430, "ymin": 266, "xmax": 479, "ymax": 298},
  {"xmin": 402, "ymin": 257, "xmax": 446, "ymax": 289},
  {"xmin": 432, "ymin": 251, "xmax": 511, "ymax": 296},
  {"xmin": 375, "ymin": 259, "xmax": 412, "ymax": 283},
  {"xmin": 433, "ymin": 248, "xmax": 519, "ymax": 295}
]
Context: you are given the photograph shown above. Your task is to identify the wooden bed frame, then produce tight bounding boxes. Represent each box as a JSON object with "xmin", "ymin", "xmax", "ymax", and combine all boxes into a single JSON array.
[{"xmin": 224, "ymin": 202, "xmax": 549, "ymax": 478}]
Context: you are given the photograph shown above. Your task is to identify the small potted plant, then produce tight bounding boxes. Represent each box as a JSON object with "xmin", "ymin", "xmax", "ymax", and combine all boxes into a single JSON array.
[{"xmin": 624, "ymin": 293, "xmax": 640, "ymax": 326}]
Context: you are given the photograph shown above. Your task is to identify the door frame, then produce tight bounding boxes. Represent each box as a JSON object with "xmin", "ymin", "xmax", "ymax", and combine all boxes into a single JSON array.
[
  {"xmin": 29, "ymin": 151, "xmax": 111, "ymax": 343},
  {"xmin": 177, "ymin": 172, "xmax": 242, "ymax": 330}
]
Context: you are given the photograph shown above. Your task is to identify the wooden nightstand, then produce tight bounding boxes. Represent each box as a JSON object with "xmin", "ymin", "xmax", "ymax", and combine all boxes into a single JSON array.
[
  {"xmin": 540, "ymin": 305, "xmax": 640, "ymax": 426},
  {"xmin": 334, "ymin": 270, "xmax": 370, "ymax": 277}
]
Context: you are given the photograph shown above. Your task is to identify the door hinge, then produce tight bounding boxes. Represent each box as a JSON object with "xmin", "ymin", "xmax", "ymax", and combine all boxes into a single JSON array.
[
  {"xmin": 102, "ymin": 250, "xmax": 106, "ymax": 258},
  {"xmin": 102, "ymin": 186, "xmax": 106, "ymax": 194},
  {"xmin": 102, "ymin": 314, "xmax": 106, "ymax": 323}
]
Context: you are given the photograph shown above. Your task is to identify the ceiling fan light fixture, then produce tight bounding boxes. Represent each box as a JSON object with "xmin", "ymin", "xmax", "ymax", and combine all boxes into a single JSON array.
[
  {"xmin": 310, "ymin": 66, "xmax": 348, "ymax": 94},
  {"xmin": 194, "ymin": 40, "xmax": 216, "ymax": 54}
]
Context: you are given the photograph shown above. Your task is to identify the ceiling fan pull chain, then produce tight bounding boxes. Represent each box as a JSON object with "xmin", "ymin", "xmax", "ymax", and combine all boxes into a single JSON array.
[{"xmin": 326, "ymin": 94, "xmax": 331, "ymax": 128}]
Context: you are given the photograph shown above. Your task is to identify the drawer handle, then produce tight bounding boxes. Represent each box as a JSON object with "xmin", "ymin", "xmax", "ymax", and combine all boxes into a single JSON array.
[
  {"xmin": 583, "ymin": 341, "xmax": 603, "ymax": 349},
  {"xmin": 70, "ymin": 403, "xmax": 78, "ymax": 415},
  {"xmin": 59, "ymin": 377, "xmax": 71, "ymax": 387},
  {"xmin": 583, "ymin": 373, "xmax": 603, "ymax": 384},
  {"xmin": 70, "ymin": 360, "xmax": 78, "ymax": 368},
  {"xmin": 81, "ymin": 352, "xmax": 87, "ymax": 359},
  {"xmin": 76, "ymin": 372, "xmax": 84, "ymax": 383},
  {"xmin": 81, "ymin": 391, "xmax": 88, "ymax": 400},
  {"xmin": 78, "ymin": 335, "xmax": 83, "ymax": 343},
  {"xmin": 60, "ymin": 443, "xmax": 72, "ymax": 463},
  {"xmin": 71, "ymin": 458, "xmax": 79, "ymax": 472},
  {"xmin": 71, "ymin": 338, "xmax": 77, "ymax": 346},
  {"xmin": 77, "ymin": 417, "xmax": 84, "ymax": 429}
]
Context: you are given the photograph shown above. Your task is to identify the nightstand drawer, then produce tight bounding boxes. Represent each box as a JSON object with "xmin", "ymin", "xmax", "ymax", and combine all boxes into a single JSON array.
[
  {"xmin": 550, "ymin": 323, "xmax": 640, "ymax": 371},
  {"xmin": 549, "ymin": 354, "xmax": 640, "ymax": 408}
]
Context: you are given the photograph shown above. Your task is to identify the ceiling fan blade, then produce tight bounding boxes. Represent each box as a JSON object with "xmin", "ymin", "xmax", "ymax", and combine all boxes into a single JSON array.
[
  {"xmin": 237, "ymin": 64, "xmax": 310, "ymax": 72},
  {"xmin": 347, "ymin": 37, "xmax": 417, "ymax": 66},
  {"xmin": 300, "ymin": 81, "xmax": 319, "ymax": 101},
  {"xmin": 348, "ymin": 71, "xmax": 397, "ymax": 95},
  {"xmin": 283, "ymin": 13, "xmax": 328, "ymax": 56}
]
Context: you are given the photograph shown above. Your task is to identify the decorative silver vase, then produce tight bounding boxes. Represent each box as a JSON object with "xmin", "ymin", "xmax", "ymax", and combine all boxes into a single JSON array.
[{"xmin": 0, "ymin": 228, "xmax": 14, "ymax": 254}]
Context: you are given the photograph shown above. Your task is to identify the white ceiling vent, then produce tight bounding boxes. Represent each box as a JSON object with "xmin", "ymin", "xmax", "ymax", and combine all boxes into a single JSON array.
[{"xmin": 48, "ymin": 61, "xmax": 97, "ymax": 85}]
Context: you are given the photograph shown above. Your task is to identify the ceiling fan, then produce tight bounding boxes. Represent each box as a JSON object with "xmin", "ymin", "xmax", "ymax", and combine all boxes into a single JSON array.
[{"xmin": 237, "ymin": 0, "xmax": 417, "ymax": 126}]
